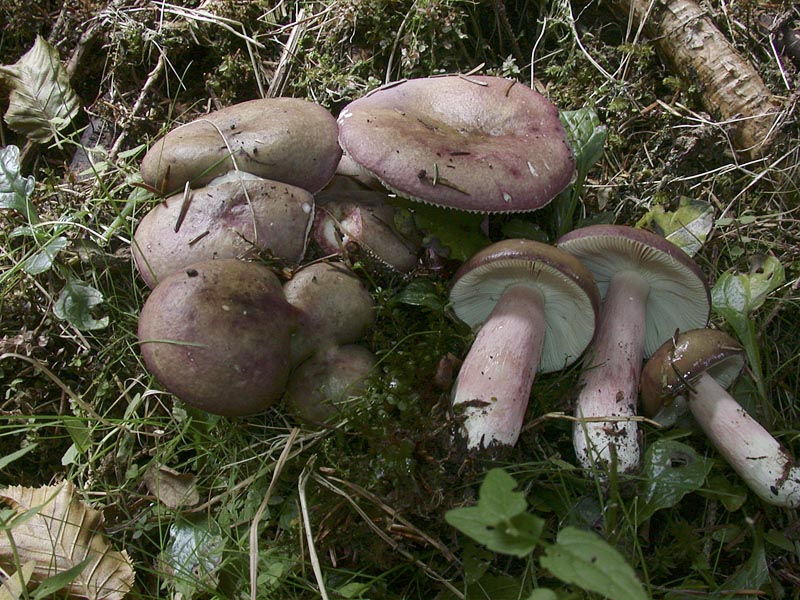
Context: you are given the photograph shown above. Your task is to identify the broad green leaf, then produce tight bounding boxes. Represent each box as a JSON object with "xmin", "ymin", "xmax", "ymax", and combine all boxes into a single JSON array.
[
  {"xmin": 637, "ymin": 197, "xmax": 714, "ymax": 256},
  {"xmin": 53, "ymin": 280, "xmax": 109, "ymax": 330},
  {"xmin": 559, "ymin": 108, "xmax": 607, "ymax": 177},
  {"xmin": 479, "ymin": 468, "xmax": 528, "ymax": 521},
  {"xmin": 639, "ymin": 439, "xmax": 711, "ymax": 522},
  {"xmin": 445, "ymin": 469, "xmax": 544, "ymax": 557},
  {"xmin": 164, "ymin": 517, "xmax": 225, "ymax": 599},
  {"xmin": 391, "ymin": 279, "xmax": 445, "ymax": 311},
  {"xmin": 0, "ymin": 145, "xmax": 38, "ymax": 223},
  {"xmin": 500, "ymin": 218, "xmax": 549, "ymax": 242},
  {"xmin": 0, "ymin": 36, "xmax": 81, "ymax": 143},
  {"xmin": 539, "ymin": 527, "xmax": 648, "ymax": 600},
  {"xmin": 392, "ymin": 198, "xmax": 489, "ymax": 262},
  {"xmin": 527, "ymin": 589, "xmax": 558, "ymax": 600},
  {"xmin": 711, "ymin": 257, "xmax": 785, "ymax": 324},
  {"xmin": 23, "ymin": 236, "xmax": 68, "ymax": 274}
]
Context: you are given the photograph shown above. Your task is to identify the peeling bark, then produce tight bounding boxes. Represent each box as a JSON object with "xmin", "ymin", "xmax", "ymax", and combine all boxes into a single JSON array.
[{"xmin": 615, "ymin": 0, "xmax": 782, "ymax": 155}]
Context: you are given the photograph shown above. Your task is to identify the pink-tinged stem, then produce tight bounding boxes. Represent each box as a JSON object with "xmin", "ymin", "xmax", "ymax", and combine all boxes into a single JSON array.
[
  {"xmin": 573, "ymin": 270, "xmax": 650, "ymax": 474},
  {"xmin": 452, "ymin": 284, "xmax": 546, "ymax": 449},
  {"xmin": 689, "ymin": 373, "xmax": 800, "ymax": 508}
]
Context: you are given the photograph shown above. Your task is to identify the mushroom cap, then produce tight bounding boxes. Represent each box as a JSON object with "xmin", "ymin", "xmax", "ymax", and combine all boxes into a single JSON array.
[
  {"xmin": 337, "ymin": 76, "xmax": 575, "ymax": 213},
  {"xmin": 132, "ymin": 176, "xmax": 314, "ymax": 288},
  {"xmin": 641, "ymin": 328, "xmax": 745, "ymax": 417},
  {"xmin": 557, "ymin": 224, "xmax": 710, "ymax": 357},
  {"xmin": 141, "ymin": 97, "xmax": 341, "ymax": 194},
  {"xmin": 284, "ymin": 344, "xmax": 376, "ymax": 425},
  {"xmin": 449, "ymin": 239, "xmax": 600, "ymax": 373},
  {"xmin": 282, "ymin": 261, "xmax": 376, "ymax": 366},
  {"xmin": 138, "ymin": 259, "xmax": 297, "ymax": 416}
]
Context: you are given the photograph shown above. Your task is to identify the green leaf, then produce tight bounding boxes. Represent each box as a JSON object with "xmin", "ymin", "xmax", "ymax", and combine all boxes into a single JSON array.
[
  {"xmin": 499, "ymin": 218, "xmax": 549, "ymax": 242},
  {"xmin": 391, "ymin": 279, "xmax": 444, "ymax": 311},
  {"xmin": 30, "ymin": 558, "xmax": 92, "ymax": 600},
  {"xmin": 527, "ymin": 590, "xmax": 558, "ymax": 600},
  {"xmin": 711, "ymin": 257, "xmax": 785, "ymax": 324},
  {"xmin": 0, "ymin": 36, "xmax": 81, "ymax": 143},
  {"xmin": 637, "ymin": 197, "xmax": 714, "ymax": 257},
  {"xmin": 53, "ymin": 280, "xmax": 109, "ymax": 330},
  {"xmin": 719, "ymin": 531, "xmax": 768, "ymax": 595},
  {"xmin": 559, "ymin": 108, "xmax": 607, "ymax": 178},
  {"xmin": 393, "ymin": 198, "xmax": 489, "ymax": 262},
  {"xmin": 164, "ymin": 517, "xmax": 226, "ymax": 599},
  {"xmin": 639, "ymin": 439, "xmax": 711, "ymax": 522},
  {"xmin": 539, "ymin": 527, "xmax": 648, "ymax": 600},
  {"xmin": 0, "ymin": 145, "xmax": 38, "ymax": 223},
  {"xmin": 23, "ymin": 236, "xmax": 68, "ymax": 274},
  {"xmin": 445, "ymin": 469, "xmax": 544, "ymax": 557},
  {"xmin": 0, "ymin": 444, "xmax": 38, "ymax": 472}
]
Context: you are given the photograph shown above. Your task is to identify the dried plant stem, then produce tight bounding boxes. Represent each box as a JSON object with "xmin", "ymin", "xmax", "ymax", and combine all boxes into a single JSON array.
[{"xmin": 614, "ymin": 0, "xmax": 781, "ymax": 155}]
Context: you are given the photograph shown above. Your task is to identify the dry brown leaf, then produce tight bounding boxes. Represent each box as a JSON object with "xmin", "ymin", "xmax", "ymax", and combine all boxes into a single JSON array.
[
  {"xmin": 0, "ymin": 482, "xmax": 135, "ymax": 600},
  {"xmin": 143, "ymin": 465, "xmax": 199, "ymax": 508},
  {"xmin": 0, "ymin": 560, "xmax": 35, "ymax": 600}
]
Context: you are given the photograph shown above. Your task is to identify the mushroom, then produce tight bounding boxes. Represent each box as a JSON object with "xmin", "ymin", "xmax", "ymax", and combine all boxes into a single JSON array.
[
  {"xmin": 556, "ymin": 225, "xmax": 710, "ymax": 476},
  {"xmin": 449, "ymin": 239, "xmax": 600, "ymax": 449},
  {"xmin": 141, "ymin": 97, "xmax": 341, "ymax": 195},
  {"xmin": 283, "ymin": 344, "xmax": 376, "ymax": 426},
  {"xmin": 337, "ymin": 76, "xmax": 575, "ymax": 212},
  {"xmin": 132, "ymin": 176, "xmax": 314, "ymax": 288},
  {"xmin": 282, "ymin": 261, "xmax": 376, "ymax": 368},
  {"xmin": 137, "ymin": 259, "xmax": 297, "ymax": 416},
  {"xmin": 641, "ymin": 329, "xmax": 800, "ymax": 508},
  {"xmin": 313, "ymin": 188, "xmax": 421, "ymax": 272}
]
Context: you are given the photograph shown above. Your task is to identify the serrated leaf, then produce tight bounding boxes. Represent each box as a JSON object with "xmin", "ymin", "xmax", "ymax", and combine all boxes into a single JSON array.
[
  {"xmin": 53, "ymin": 280, "xmax": 109, "ymax": 330},
  {"xmin": 0, "ymin": 36, "xmax": 81, "ymax": 143},
  {"xmin": 23, "ymin": 236, "xmax": 68, "ymax": 274},
  {"xmin": 539, "ymin": 527, "xmax": 648, "ymax": 600},
  {"xmin": 445, "ymin": 469, "xmax": 543, "ymax": 557},
  {"xmin": 0, "ymin": 145, "xmax": 38, "ymax": 223},
  {"xmin": 0, "ymin": 482, "xmax": 135, "ymax": 600},
  {"xmin": 639, "ymin": 439, "xmax": 712, "ymax": 522},
  {"xmin": 163, "ymin": 517, "xmax": 225, "ymax": 599}
]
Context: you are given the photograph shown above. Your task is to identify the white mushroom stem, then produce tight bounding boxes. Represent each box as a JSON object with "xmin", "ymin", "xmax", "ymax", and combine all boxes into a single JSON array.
[
  {"xmin": 688, "ymin": 373, "xmax": 800, "ymax": 508},
  {"xmin": 452, "ymin": 284, "xmax": 545, "ymax": 449},
  {"xmin": 573, "ymin": 270, "xmax": 650, "ymax": 475}
]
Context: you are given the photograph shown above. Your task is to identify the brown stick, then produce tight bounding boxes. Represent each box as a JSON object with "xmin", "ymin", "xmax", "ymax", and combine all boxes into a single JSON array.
[{"xmin": 615, "ymin": 0, "xmax": 782, "ymax": 156}]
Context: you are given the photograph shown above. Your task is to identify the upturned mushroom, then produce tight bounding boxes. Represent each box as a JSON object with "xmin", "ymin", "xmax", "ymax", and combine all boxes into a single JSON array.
[
  {"xmin": 641, "ymin": 329, "xmax": 800, "ymax": 508},
  {"xmin": 337, "ymin": 76, "xmax": 575, "ymax": 213},
  {"xmin": 137, "ymin": 259, "xmax": 297, "ymax": 416},
  {"xmin": 556, "ymin": 225, "xmax": 710, "ymax": 476},
  {"xmin": 449, "ymin": 239, "xmax": 600, "ymax": 449},
  {"xmin": 141, "ymin": 97, "xmax": 341, "ymax": 194},
  {"xmin": 132, "ymin": 175, "xmax": 314, "ymax": 288},
  {"xmin": 313, "ymin": 188, "xmax": 421, "ymax": 272},
  {"xmin": 282, "ymin": 261, "xmax": 376, "ymax": 368}
]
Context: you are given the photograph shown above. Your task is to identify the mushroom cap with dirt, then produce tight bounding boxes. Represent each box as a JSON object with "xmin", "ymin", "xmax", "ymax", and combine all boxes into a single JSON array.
[
  {"xmin": 641, "ymin": 328, "xmax": 800, "ymax": 508},
  {"xmin": 556, "ymin": 224, "xmax": 710, "ymax": 476},
  {"xmin": 282, "ymin": 261, "xmax": 376, "ymax": 368},
  {"xmin": 132, "ymin": 175, "xmax": 314, "ymax": 288},
  {"xmin": 337, "ymin": 75, "xmax": 575, "ymax": 213},
  {"xmin": 137, "ymin": 259, "xmax": 297, "ymax": 417},
  {"xmin": 141, "ymin": 97, "xmax": 341, "ymax": 195},
  {"xmin": 449, "ymin": 238, "xmax": 600, "ymax": 449}
]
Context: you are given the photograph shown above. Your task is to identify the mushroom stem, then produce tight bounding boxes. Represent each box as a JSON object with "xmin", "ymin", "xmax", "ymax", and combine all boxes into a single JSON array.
[
  {"xmin": 573, "ymin": 270, "xmax": 650, "ymax": 474},
  {"xmin": 688, "ymin": 373, "xmax": 800, "ymax": 508},
  {"xmin": 452, "ymin": 284, "xmax": 546, "ymax": 449}
]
